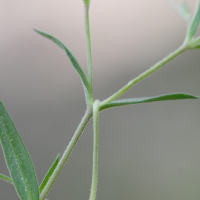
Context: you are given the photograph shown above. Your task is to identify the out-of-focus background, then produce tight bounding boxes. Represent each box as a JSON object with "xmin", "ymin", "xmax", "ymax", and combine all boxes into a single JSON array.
[{"xmin": 1, "ymin": 0, "xmax": 200, "ymax": 199}]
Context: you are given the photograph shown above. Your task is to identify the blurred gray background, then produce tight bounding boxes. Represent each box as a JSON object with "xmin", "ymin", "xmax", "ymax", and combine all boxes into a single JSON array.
[{"xmin": 1, "ymin": 0, "xmax": 200, "ymax": 199}]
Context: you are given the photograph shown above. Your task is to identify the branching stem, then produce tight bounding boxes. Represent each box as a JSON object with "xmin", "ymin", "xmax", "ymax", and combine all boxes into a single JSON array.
[
  {"xmin": 100, "ymin": 44, "xmax": 188, "ymax": 106},
  {"xmin": 39, "ymin": 107, "xmax": 93, "ymax": 200}
]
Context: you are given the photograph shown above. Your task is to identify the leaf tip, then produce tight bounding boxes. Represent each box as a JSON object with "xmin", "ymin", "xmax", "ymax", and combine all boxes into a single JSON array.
[
  {"xmin": 34, "ymin": 29, "xmax": 40, "ymax": 34},
  {"xmin": 56, "ymin": 153, "xmax": 60, "ymax": 160}
]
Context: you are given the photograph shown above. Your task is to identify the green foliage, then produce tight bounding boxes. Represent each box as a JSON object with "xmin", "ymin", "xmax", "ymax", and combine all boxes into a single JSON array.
[
  {"xmin": 40, "ymin": 154, "xmax": 60, "ymax": 193},
  {"xmin": 179, "ymin": 1, "xmax": 191, "ymax": 22},
  {"xmin": 100, "ymin": 93, "xmax": 199, "ymax": 110},
  {"xmin": 0, "ymin": 102, "xmax": 39, "ymax": 200},
  {"xmin": 194, "ymin": 44, "xmax": 200, "ymax": 48},
  {"xmin": 186, "ymin": 0, "xmax": 200, "ymax": 41},
  {"xmin": 34, "ymin": 29, "xmax": 91, "ymax": 103},
  {"xmin": 1, "ymin": 1, "xmax": 200, "ymax": 200},
  {"xmin": 168, "ymin": 0, "xmax": 191, "ymax": 23}
]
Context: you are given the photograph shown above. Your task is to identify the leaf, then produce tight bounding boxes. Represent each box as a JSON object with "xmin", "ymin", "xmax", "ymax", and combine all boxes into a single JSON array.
[
  {"xmin": 186, "ymin": 0, "xmax": 200, "ymax": 41},
  {"xmin": 34, "ymin": 29, "xmax": 91, "ymax": 101},
  {"xmin": 0, "ymin": 173, "xmax": 13, "ymax": 184},
  {"xmin": 179, "ymin": 1, "xmax": 192, "ymax": 22},
  {"xmin": 168, "ymin": 0, "xmax": 191, "ymax": 23},
  {"xmin": 193, "ymin": 44, "xmax": 200, "ymax": 48},
  {"xmin": 0, "ymin": 102, "xmax": 39, "ymax": 200},
  {"xmin": 100, "ymin": 93, "xmax": 199, "ymax": 110},
  {"xmin": 40, "ymin": 154, "xmax": 60, "ymax": 193}
]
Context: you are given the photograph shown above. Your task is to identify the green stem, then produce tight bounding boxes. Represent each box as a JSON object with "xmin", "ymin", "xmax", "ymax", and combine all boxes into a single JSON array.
[
  {"xmin": 39, "ymin": 107, "xmax": 93, "ymax": 200},
  {"xmin": 100, "ymin": 44, "xmax": 188, "ymax": 107},
  {"xmin": 89, "ymin": 100, "xmax": 100, "ymax": 200},
  {"xmin": 84, "ymin": 4, "xmax": 93, "ymax": 101},
  {"xmin": 0, "ymin": 174, "xmax": 13, "ymax": 184}
]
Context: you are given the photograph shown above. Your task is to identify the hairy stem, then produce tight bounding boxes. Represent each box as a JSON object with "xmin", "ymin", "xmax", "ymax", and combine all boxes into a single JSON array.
[
  {"xmin": 100, "ymin": 44, "xmax": 188, "ymax": 106},
  {"xmin": 89, "ymin": 100, "xmax": 100, "ymax": 200},
  {"xmin": 84, "ymin": 4, "xmax": 93, "ymax": 101},
  {"xmin": 39, "ymin": 107, "xmax": 93, "ymax": 200}
]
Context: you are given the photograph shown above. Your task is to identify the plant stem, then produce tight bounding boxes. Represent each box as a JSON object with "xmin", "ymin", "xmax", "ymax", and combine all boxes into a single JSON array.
[
  {"xmin": 0, "ymin": 174, "xmax": 13, "ymax": 184},
  {"xmin": 89, "ymin": 100, "xmax": 100, "ymax": 200},
  {"xmin": 39, "ymin": 107, "xmax": 93, "ymax": 200},
  {"xmin": 100, "ymin": 44, "xmax": 188, "ymax": 106},
  {"xmin": 84, "ymin": 4, "xmax": 93, "ymax": 101}
]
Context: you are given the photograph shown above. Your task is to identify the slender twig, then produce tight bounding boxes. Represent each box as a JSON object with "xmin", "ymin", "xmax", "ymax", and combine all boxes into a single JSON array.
[
  {"xmin": 89, "ymin": 100, "xmax": 100, "ymax": 200},
  {"xmin": 84, "ymin": 3, "xmax": 93, "ymax": 102},
  {"xmin": 100, "ymin": 44, "xmax": 188, "ymax": 107},
  {"xmin": 0, "ymin": 174, "xmax": 13, "ymax": 184},
  {"xmin": 39, "ymin": 107, "xmax": 93, "ymax": 200}
]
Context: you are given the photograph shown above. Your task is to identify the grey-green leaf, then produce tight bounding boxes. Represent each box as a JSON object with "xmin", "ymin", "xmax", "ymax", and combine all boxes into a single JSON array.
[
  {"xmin": 0, "ymin": 173, "xmax": 13, "ymax": 184},
  {"xmin": 186, "ymin": 0, "xmax": 200, "ymax": 41},
  {"xmin": 40, "ymin": 154, "xmax": 60, "ymax": 193},
  {"xmin": 179, "ymin": 1, "xmax": 191, "ymax": 22},
  {"xmin": 0, "ymin": 102, "xmax": 39, "ymax": 200},
  {"xmin": 100, "ymin": 93, "xmax": 199, "ymax": 110},
  {"xmin": 34, "ymin": 29, "xmax": 90, "ymax": 101},
  {"xmin": 168, "ymin": 0, "xmax": 191, "ymax": 23}
]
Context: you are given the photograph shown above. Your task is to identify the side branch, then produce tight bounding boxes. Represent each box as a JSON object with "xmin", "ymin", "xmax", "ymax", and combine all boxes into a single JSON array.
[
  {"xmin": 40, "ymin": 107, "xmax": 93, "ymax": 200},
  {"xmin": 100, "ymin": 44, "xmax": 187, "ymax": 106}
]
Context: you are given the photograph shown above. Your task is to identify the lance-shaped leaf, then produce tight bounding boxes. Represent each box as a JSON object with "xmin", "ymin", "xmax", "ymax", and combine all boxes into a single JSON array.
[
  {"xmin": 168, "ymin": 0, "xmax": 191, "ymax": 23},
  {"xmin": 186, "ymin": 0, "xmax": 200, "ymax": 41},
  {"xmin": 40, "ymin": 154, "xmax": 60, "ymax": 193},
  {"xmin": 100, "ymin": 93, "xmax": 199, "ymax": 111},
  {"xmin": 0, "ymin": 173, "xmax": 13, "ymax": 184},
  {"xmin": 0, "ymin": 102, "xmax": 39, "ymax": 200},
  {"xmin": 34, "ymin": 29, "xmax": 91, "ymax": 101}
]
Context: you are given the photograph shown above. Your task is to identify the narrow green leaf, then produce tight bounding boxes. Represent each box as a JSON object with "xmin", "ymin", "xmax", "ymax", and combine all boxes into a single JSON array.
[
  {"xmin": 34, "ymin": 29, "xmax": 91, "ymax": 101},
  {"xmin": 186, "ymin": 0, "xmax": 200, "ymax": 41},
  {"xmin": 40, "ymin": 154, "xmax": 60, "ymax": 193},
  {"xmin": 100, "ymin": 93, "xmax": 199, "ymax": 110},
  {"xmin": 180, "ymin": 1, "xmax": 191, "ymax": 22},
  {"xmin": 0, "ymin": 102, "xmax": 39, "ymax": 200},
  {"xmin": 194, "ymin": 44, "xmax": 200, "ymax": 48},
  {"xmin": 0, "ymin": 173, "xmax": 13, "ymax": 184},
  {"xmin": 168, "ymin": 0, "xmax": 191, "ymax": 23}
]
